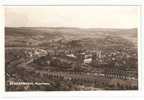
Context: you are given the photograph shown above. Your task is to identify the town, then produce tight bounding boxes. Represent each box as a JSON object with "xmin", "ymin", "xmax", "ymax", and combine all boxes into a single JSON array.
[{"xmin": 5, "ymin": 33, "xmax": 138, "ymax": 90}]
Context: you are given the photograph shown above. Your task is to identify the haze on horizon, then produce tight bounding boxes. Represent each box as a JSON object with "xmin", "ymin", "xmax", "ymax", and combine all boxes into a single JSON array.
[{"xmin": 5, "ymin": 6, "xmax": 138, "ymax": 29}]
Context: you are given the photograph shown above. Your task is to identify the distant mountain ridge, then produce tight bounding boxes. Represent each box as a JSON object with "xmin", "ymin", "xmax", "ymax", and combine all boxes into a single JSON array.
[{"xmin": 5, "ymin": 27, "xmax": 137, "ymax": 47}]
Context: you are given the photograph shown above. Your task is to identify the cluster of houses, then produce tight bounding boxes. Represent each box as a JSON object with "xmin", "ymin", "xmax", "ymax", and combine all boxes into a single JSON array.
[{"xmin": 18, "ymin": 43, "xmax": 137, "ymax": 90}]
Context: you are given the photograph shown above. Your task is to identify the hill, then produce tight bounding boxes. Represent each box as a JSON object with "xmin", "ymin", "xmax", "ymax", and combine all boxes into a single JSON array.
[{"xmin": 5, "ymin": 27, "xmax": 137, "ymax": 47}]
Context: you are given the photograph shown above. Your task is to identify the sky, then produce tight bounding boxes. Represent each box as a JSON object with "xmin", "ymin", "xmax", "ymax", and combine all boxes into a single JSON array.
[{"xmin": 5, "ymin": 6, "xmax": 139, "ymax": 28}]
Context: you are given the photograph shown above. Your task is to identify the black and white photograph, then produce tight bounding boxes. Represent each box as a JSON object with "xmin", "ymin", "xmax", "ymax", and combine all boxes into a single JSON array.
[{"xmin": 5, "ymin": 6, "xmax": 138, "ymax": 91}]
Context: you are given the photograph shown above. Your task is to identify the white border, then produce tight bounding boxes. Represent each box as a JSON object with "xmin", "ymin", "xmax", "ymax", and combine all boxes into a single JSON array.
[
  {"xmin": 0, "ymin": 6, "xmax": 5, "ymax": 95},
  {"xmin": 0, "ymin": 0, "xmax": 144, "ymax": 6},
  {"xmin": 0, "ymin": 0, "xmax": 143, "ymax": 98},
  {"xmin": 138, "ymin": 5, "xmax": 142, "ymax": 91},
  {"xmin": 141, "ymin": 5, "xmax": 144, "ymax": 92}
]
